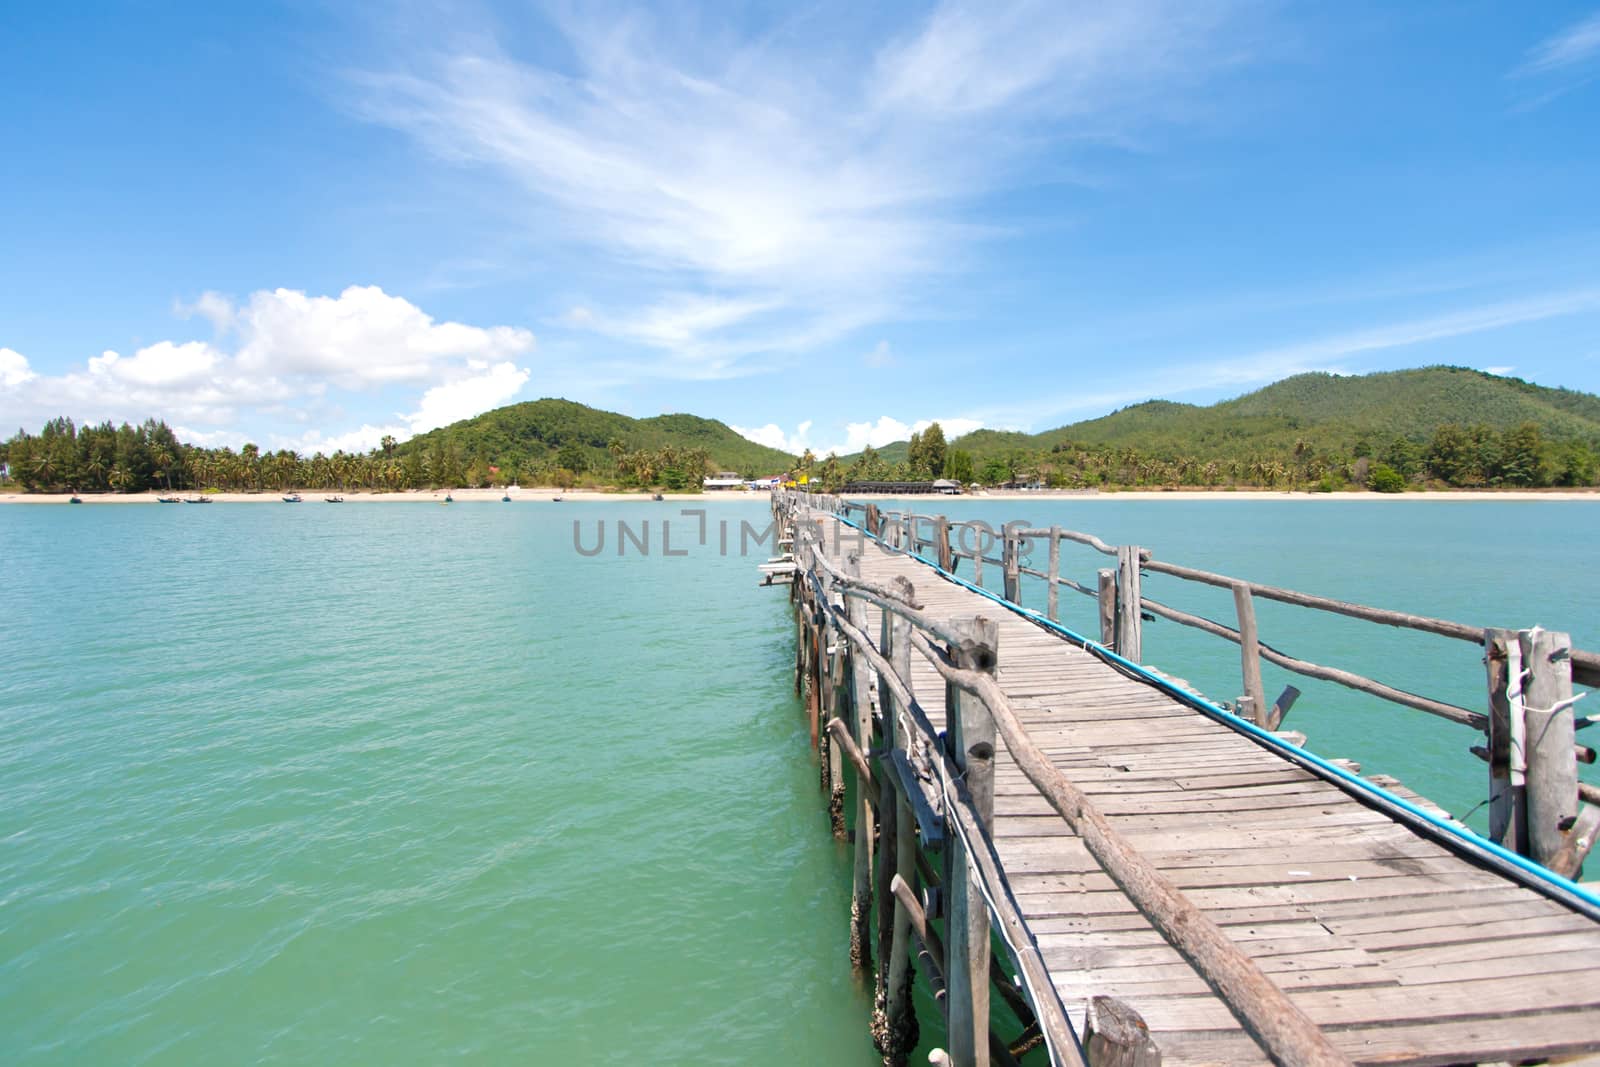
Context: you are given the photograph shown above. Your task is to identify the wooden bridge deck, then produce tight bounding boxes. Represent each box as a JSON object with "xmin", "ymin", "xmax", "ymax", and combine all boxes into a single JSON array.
[{"xmin": 812, "ymin": 512, "xmax": 1600, "ymax": 1066}]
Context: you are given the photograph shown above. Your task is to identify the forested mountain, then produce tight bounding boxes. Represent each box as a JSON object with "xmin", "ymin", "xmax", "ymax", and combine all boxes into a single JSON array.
[
  {"xmin": 398, "ymin": 398, "xmax": 792, "ymax": 480},
  {"xmin": 6, "ymin": 369, "xmax": 1599, "ymax": 494},
  {"xmin": 828, "ymin": 368, "xmax": 1600, "ymax": 491},
  {"xmin": 1, "ymin": 399, "xmax": 792, "ymax": 493}
]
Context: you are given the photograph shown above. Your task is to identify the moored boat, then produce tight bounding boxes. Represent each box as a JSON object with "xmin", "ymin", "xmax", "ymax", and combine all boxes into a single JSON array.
[
  {"xmin": 325, "ymin": 495, "xmax": 343, "ymax": 503},
  {"xmin": 283, "ymin": 493, "xmax": 302, "ymax": 502},
  {"xmin": 157, "ymin": 496, "xmax": 182, "ymax": 503}
]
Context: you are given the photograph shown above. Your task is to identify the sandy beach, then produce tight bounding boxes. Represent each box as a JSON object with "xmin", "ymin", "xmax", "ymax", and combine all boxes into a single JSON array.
[{"xmin": 5, "ymin": 487, "xmax": 1599, "ymax": 504}]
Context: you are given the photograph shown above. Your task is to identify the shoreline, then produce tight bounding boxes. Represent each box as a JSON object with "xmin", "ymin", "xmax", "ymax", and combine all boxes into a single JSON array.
[{"xmin": 5, "ymin": 487, "xmax": 1599, "ymax": 504}]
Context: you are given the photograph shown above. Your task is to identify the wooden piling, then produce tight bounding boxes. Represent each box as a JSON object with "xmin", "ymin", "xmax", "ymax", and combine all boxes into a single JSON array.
[
  {"xmin": 874, "ymin": 580, "xmax": 915, "ymax": 1045},
  {"xmin": 1047, "ymin": 528, "xmax": 1062, "ymax": 621},
  {"xmin": 826, "ymin": 599, "xmax": 848, "ymax": 838},
  {"xmin": 1084, "ymin": 997, "xmax": 1161, "ymax": 1067},
  {"xmin": 1485, "ymin": 628, "xmax": 1528, "ymax": 854},
  {"xmin": 1098, "ymin": 568, "xmax": 1117, "ymax": 648},
  {"xmin": 1232, "ymin": 581, "xmax": 1269, "ymax": 728},
  {"xmin": 1002, "ymin": 528, "xmax": 1021, "ymax": 604},
  {"xmin": 1116, "ymin": 546, "xmax": 1142, "ymax": 663},
  {"xmin": 935, "ymin": 517, "xmax": 954, "ymax": 573},
  {"xmin": 1522, "ymin": 628, "xmax": 1578, "ymax": 871},
  {"xmin": 945, "ymin": 615, "xmax": 999, "ymax": 1067},
  {"xmin": 845, "ymin": 553, "xmax": 875, "ymax": 972}
]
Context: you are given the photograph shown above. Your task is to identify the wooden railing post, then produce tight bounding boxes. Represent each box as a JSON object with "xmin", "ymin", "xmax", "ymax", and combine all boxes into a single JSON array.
[
  {"xmin": 825, "ymin": 581, "xmax": 848, "ymax": 838},
  {"xmin": 846, "ymin": 553, "xmax": 876, "ymax": 972},
  {"xmin": 1084, "ymin": 996, "xmax": 1161, "ymax": 1066},
  {"xmin": 877, "ymin": 580, "xmax": 922, "ymax": 1063},
  {"xmin": 1002, "ymin": 528, "xmax": 1021, "ymax": 604},
  {"xmin": 936, "ymin": 516, "xmax": 953, "ymax": 573},
  {"xmin": 1116, "ymin": 546, "xmax": 1143, "ymax": 663},
  {"xmin": 866, "ymin": 503, "xmax": 880, "ymax": 537},
  {"xmin": 1232, "ymin": 581, "xmax": 1269, "ymax": 728},
  {"xmin": 1522, "ymin": 628, "xmax": 1578, "ymax": 871},
  {"xmin": 945, "ymin": 615, "xmax": 999, "ymax": 1067},
  {"xmin": 1047, "ymin": 527, "xmax": 1062, "ymax": 621},
  {"xmin": 1485, "ymin": 628, "xmax": 1527, "ymax": 854},
  {"xmin": 875, "ymin": 577, "xmax": 916, "ymax": 1041},
  {"xmin": 1097, "ymin": 568, "xmax": 1117, "ymax": 648}
]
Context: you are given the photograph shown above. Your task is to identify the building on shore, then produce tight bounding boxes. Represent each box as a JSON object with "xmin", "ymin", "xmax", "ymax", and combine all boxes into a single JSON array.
[
  {"xmin": 839, "ymin": 479, "xmax": 963, "ymax": 495},
  {"xmin": 703, "ymin": 472, "xmax": 747, "ymax": 490}
]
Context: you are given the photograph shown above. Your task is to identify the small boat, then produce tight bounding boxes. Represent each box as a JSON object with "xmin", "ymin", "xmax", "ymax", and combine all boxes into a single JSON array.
[
  {"xmin": 651, "ymin": 493, "xmax": 665, "ymax": 501},
  {"xmin": 282, "ymin": 493, "xmax": 302, "ymax": 503},
  {"xmin": 157, "ymin": 496, "xmax": 182, "ymax": 504},
  {"xmin": 444, "ymin": 493, "xmax": 453, "ymax": 503},
  {"xmin": 325, "ymin": 495, "xmax": 344, "ymax": 503},
  {"xmin": 184, "ymin": 496, "xmax": 211, "ymax": 503},
  {"xmin": 69, "ymin": 495, "xmax": 82, "ymax": 504},
  {"xmin": 552, "ymin": 495, "xmax": 563, "ymax": 502},
  {"xmin": 502, "ymin": 492, "xmax": 511, "ymax": 502}
]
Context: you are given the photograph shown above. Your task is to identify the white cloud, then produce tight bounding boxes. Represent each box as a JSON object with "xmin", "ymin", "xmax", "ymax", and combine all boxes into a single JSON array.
[
  {"xmin": 1517, "ymin": 12, "xmax": 1600, "ymax": 76},
  {"xmin": 279, "ymin": 423, "xmax": 408, "ymax": 456},
  {"xmin": 732, "ymin": 419, "xmax": 812, "ymax": 454},
  {"xmin": 232, "ymin": 285, "xmax": 533, "ymax": 388},
  {"xmin": 1482, "ymin": 365, "xmax": 1516, "ymax": 376},
  {"xmin": 926, "ymin": 417, "xmax": 985, "ymax": 441},
  {"xmin": 1, "ymin": 347, "xmax": 36, "ymax": 388},
  {"xmin": 405, "ymin": 360, "xmax": 530, "ymax": 435},
  {"xmin": 841, "ymin": 415, "xmax": 915, "ymax": 452},
  {"xmin": 735, "ymin": 414, "xmax": 984, "ymax": 457},
  {"xmin": 88, "ymin": 341, "xmax": 222, "ymax": 388},
  {"xmin": 0, "ymin": 286, "xmax": 536, "ymax": 450},
  {"xmin": 176, "ymin": 291, "xmax": 236, "ymax": 333},
  {"xmin": 173, "ymin": 425, "xmax": 252, "ymax": 450},
  {"xmin": 352, "ymin": 2, "xmax": 1252, "ymax": 371}
]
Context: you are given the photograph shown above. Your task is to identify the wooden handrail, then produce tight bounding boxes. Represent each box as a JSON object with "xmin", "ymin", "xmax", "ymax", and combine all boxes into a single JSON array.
[
  {"xmin": 1139, "ymin": 595, "xmax": 1487, "ymax": 729},
  {"xmin": 793, "ymin": 505, "xmax": 1349, "ymax": 1065},
  {"xmin": 908, "ymin": 631, "xmax": 1352, "ymax": 1067},
  {"xmin": 797, "ymin": 491, "xmax": 1600, "ymax": 706}
]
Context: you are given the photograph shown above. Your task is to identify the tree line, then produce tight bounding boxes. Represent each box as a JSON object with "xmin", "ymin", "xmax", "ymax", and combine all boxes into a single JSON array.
[
  {"xmin": 0, "ymin": 418, "xmax": 724, "ymax": 493},
  {"xmin": 4, "ymin": 415, "xmax": 1595, "ymax": 495},
  {"xmin": 797, "ymin": 420, "xmax": 1598, "ymax": 493}
]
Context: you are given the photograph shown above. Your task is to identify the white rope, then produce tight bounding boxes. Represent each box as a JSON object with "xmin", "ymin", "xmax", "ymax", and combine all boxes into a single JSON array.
[
  {"xmin": 1523, "ymin": 691, "xmax": 1587, "ymax": 717},
  {"xmin": 1508, "ymin": 638, "xmax": 1528, "ymax": 782}
]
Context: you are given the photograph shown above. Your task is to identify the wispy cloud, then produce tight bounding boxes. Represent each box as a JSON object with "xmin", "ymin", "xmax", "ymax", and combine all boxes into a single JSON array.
[
  {"xmin": 1516, "ymin": 10, "xmax": 1600, "ymax": 76},
  {"xmin": 349, "ymin": 2, "xmax": 1257, "ymax": 375}
]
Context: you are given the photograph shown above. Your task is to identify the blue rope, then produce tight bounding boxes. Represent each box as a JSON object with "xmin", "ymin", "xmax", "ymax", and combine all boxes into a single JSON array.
[{"xmin": 828, "ymin": 506, "xmax": 1600, "ymax": 916}]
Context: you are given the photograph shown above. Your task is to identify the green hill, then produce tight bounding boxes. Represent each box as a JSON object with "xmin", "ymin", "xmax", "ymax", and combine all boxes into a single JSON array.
[
  {"xmin": 835, "ymin": 367, "xmax": 1600, "ymax": 490},
  {"xmin": 400, "ymin": 397, "xmax": 794, "ymax": 477}
]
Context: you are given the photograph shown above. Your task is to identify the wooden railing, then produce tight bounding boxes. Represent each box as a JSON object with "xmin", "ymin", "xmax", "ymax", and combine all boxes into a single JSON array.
[
  {"xmin": 800, "ymin": 491, "xmax": 1599, "ymax": 879},
  {"xmin": 778, "ymin": 491, "xmax": 1363, "ymax": 1067}
]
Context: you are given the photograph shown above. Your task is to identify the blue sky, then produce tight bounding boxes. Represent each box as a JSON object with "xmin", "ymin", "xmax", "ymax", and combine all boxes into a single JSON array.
[{"xmin": 3, "ymin": 2, "xmax": 1599, "ymax": 457}]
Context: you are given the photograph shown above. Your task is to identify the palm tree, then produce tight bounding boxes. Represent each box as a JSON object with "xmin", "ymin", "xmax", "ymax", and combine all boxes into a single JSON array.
[
  {"xmin": 31, "ymin": 452, "xmax": 56, "ymax": 491},
  {"xmin": 151, "ymin": 446, "xmax": 173, "ymax": 491}
]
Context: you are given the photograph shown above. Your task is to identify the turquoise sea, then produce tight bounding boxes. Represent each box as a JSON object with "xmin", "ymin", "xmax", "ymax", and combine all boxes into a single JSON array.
[{"xmin": 2, "ymin": 498, "xmax": 1595, "ymax": 1064}]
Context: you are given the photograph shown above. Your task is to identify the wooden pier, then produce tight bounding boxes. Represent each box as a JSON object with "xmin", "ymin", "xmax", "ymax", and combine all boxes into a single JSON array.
[{"xmin": 768, "ymin": 490, "xmax": 1600, "ymax": 1067}]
